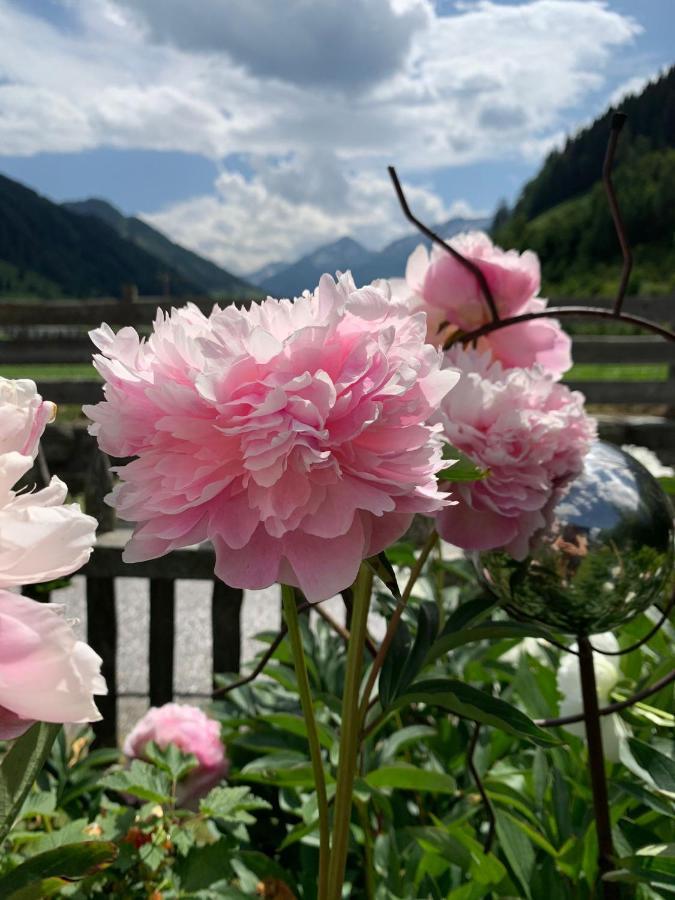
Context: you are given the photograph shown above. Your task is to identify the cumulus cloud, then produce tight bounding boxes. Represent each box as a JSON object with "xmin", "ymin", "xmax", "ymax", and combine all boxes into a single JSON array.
[
  {"xmin": 0, "ymin": 0, "xmax": 644, "ymax": 266},
  {"xmin": 114, "ymin": 0, "xmax": 430, "ymax": 92},
  {"xmin": 141, "ymin": 161, "xmax": 450, "ymax": 273}
]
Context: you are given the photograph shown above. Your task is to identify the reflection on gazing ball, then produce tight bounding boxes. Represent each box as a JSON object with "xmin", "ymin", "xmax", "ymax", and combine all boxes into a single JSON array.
[{"xmin": 476, "ymin": 441, "xmax": 674, "ymax": 635}]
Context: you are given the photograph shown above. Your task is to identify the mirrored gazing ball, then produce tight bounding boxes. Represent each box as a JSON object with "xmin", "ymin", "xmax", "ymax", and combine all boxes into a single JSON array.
[{"xmin": 476, "ymin": 441, "xmax": 674, "ymax": 635}]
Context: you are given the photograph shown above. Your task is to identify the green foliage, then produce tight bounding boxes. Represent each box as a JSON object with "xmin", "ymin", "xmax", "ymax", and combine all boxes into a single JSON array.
[
  {"xmin": 1, "ymin": 538, "xmax": 673, "ymax": 897},
  {"xmin": 0, "ymin": 173, "xmax": 200, "ymax": 298},
  {"xmin": 0, "ymin": 724, "xmax": 61, "ymax": 844},
  {"xmin": 493, "ymin": 66, "xmax": 675, "ymax": 298},
  {"xmin": 0, "ymin": 842, "xmax": 117, "ymax": 898}
]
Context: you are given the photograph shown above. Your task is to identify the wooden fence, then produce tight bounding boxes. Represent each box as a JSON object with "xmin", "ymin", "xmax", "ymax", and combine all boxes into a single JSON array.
[{"xmin": 3, "ymin": 293, "xmax": 675, "ymax": 744}]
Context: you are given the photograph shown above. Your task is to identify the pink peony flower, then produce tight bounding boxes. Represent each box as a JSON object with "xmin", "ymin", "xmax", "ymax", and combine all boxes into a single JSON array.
[
  {"xmin": 85, "ymin": 273, "xmax": 459, "ymax": 601},
  {"xmin": 433, "ymin": 347, "xmax": 596, "ymax": 559},
  {"xmin": 0, "ymin": 451, "xmax": 98, "ymax": 588},
  {"xmin": 0, "ymin": 377, "xmax": 55, "ymax": 459},
  {"xmin": 0, "ymin": 590, "xmax": 107, "ymax": 739},
  {"xmin": 123, "ymin": 703, "xmax": 228, "ymax": 805},
  {"xmin": 0, "ymin": 377, "xmax": 103, "ymax": 739},
  {"xmin": 391, "ymin": 234, "xmax": 571, "ymax": 378}
]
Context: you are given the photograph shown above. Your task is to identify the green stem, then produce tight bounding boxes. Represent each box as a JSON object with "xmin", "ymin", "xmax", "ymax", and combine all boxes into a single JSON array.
[
  {"xmin": 357, "ymin": 529, "xmax": 439, "ymax": 733},
  {"xmin": 281, "ymin": 585, "xmax": 331, "ymax": 900},
  {"xmin": 356, "ymin": 798, "xmax": 376, "ymax": 900},
  {"xmin": 326, "ymin": 563, "xmax": 373, "ymax": 900}
]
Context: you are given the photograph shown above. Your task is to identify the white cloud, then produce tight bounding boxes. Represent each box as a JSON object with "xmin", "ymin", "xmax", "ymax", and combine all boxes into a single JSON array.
[
  {"xmin": 0, "ymin": 0, "xmax": 643, "ymax": 266},
  {"xmin": 141, "ymin": 163, "xmax": 451, "ymax": 274},
  {"xmin": 114, "ymin": 0, "xmax": 431, "ymax": 92}
]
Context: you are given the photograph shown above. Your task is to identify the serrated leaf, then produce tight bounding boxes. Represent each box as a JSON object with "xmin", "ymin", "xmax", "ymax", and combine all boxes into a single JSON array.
[
  {"xmin": 100, "ymin": 760, "xmax": 172, "ymax": 804},
  {"xmin": 365, "ymin": 764, "xmax": 456, "ymax": 794},
  {"xmin": 0, "ymin": 723, "xmax": 61, "ymax": 844},
  {"xmin": 144, "ymin": 741, "xmax": 198, "ymax": 782},
  {"xmin": 0, "ymin": 841, "xmax": 117, "ymax": 897},
  {"xmin": 200, "ymin": 786, "xmax": 271, "ymax": 824},
  {"xmin": 393, "ymin": 678, "xmax": 559, "ymax": 746},
  {"xmin": 439, "ymin": 445, "xmax": 490, "ymax": 482}
]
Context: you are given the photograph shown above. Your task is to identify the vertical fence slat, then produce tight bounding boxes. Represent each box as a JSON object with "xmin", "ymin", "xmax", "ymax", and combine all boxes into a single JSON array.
[
  {"xmin": 149, "ymin": 579, "xmax": 175, "ymax": 706},
  {"xmin": 86, "ymin": 577, "xmax": 117, "ymax": 746},
  {"xmin": 211, "ymin": 580, "xmax": 244, "ymax": 692}
]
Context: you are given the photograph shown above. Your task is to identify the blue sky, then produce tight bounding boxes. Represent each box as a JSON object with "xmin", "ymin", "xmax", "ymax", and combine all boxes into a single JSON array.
[{"xmin": 0, "ymin": 0, "xmax": 673, "ymax": 274}]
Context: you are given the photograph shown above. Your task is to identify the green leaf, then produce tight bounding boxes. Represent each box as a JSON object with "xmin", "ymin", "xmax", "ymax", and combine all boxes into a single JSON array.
[
  {"xmin": 425, "ymin": 620, "xmax": 556, "ymax": 665},
  {"xmin": 143, "ymin": 741, "xmax": 198, "ymax": 782},
  {"xmin": 393, "ymin": 678, "xmax": 559, "ymax": 746},
  {"xmin": 441, "ymin": 594, "xmax": 498, "ymax": 632},
  {"xmin": 199, "ymin": 786, "xmax": 271, "ymax": 824},
  {"xmin": 99, "ymin": 760, "xmax": 172, "ymax": 804},
  {"xmin": 3, "ymin": 877, "xmax": 65, "ymax": 900},
  {"xmin": 365, "ymin": 764, "xmax": 456, "ymax": 794},
  {"xmin": 261, "ymin": 713, "xmax": 336, "ymax": 749},
  {"xmin": 628, "ymin": 739, "xmax": 675, "ymax": 794},
  {"xmin": 368, "ymin": 551, "xmax": 402, "ymax": 600},
  {"xmin": 380, "ymin": 602, "xmax": 439, "ymax": 708},
  {"xmin": 439, "ymin": 445, "xmax": 490, "ymax": 482},
  {"xmin": 378, "ymin": 725, "xmax": 437, "ymax": 762},
  {"xmin": 398, "ymin": 602, "xmax": 440, "ymax": 694},
  {"xmin": 495, "ymin": 811, "xmax": 535, "ymax": 899},
  {"xmin": 0, "ymin": 723, "xmax": 61, "ymax": 844},
  {"xmin": 658, "ymin": 476, "xmax": 675, "ymax": 495},
  {"xmin": 378, "ymin": 618, "xmax": 412, "ymax": 709},
  {"xmin": 0, "ymin": 841, "xmax": 117, "ymax": 898}
]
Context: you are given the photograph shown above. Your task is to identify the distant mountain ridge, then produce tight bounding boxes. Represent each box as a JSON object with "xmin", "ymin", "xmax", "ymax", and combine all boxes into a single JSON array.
[
  {"xmin": 248, "ymin": 215, "xmax": 491, "ymax": 297},
  {"xmin": 0, "ymin": 174, "xmax": 205, "ymax": 298},
  {"xmin": 64, "ymin": 198, "xmax": 255, "ymax": 298}
]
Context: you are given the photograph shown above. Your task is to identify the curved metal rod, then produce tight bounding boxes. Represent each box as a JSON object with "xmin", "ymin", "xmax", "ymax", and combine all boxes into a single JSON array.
[
  {"xmin": 455, "ymin": 305, "xmax": 675, "ymax": 348},
  {"xmin": 387, "ymin": 166, "xmax": 500, "ymax": 323},
  {"xmin": 603, "ymin": 112, "xmax": 633, "ymax": 314},
  {"xmin": 590, "ymin": 588, "xmax": 675, "ymax": 656},
  {"xmin": 536, "ymin": 667, "xmax": 675, "ymax": 728}
]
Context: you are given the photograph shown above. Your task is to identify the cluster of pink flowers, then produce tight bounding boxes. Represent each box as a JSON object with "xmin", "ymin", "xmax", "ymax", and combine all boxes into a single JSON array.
[
  {"xmin": 124, "ymin": 703, "xmax": 229, "ymax": 805},
  {"xmin": 86, "ymin": 273, "xmax": 459, "ymax": 601},
  {"xmin": 0, "ymin": 378, "xmax": 105, "ymax": 740},
  {"xmin": 389, "ymin": 233, "xmax": 595, "ymax": 556},
  {"xmin": 433, "ymin": 347, "xmax": 596, "ymax": 558},
  {"xmin": 391, "ymin": 232, "xmax": 572, "ymax": 379}
]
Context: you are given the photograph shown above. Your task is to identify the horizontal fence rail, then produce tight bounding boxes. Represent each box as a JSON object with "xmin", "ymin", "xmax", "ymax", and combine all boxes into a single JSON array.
[{"xmin": 6, "ymin": 291, "xmax": 675, "ymax": 744}]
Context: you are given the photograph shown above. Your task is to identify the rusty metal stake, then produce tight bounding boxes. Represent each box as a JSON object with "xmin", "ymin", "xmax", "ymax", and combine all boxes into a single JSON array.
[{"xmin": 577, "ymin": 636, "xmax": 620, "ymax": 899}]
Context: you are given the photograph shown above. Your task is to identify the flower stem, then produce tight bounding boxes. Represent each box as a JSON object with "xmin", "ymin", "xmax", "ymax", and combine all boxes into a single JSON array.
[
  {"xmin": 326, "ymin": 563, "xmax": 373, "ymax": 900},
  {"xmin": 357, "ymin": 529, "xmax": 438, "ymax": 732},
  {"xmin": 281, "ymin": 585, "xmax": 331, "ymax": 900}
]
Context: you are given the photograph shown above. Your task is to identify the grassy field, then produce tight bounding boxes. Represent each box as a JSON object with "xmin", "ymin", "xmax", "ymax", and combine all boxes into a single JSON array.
[{"xmin": 0, "ymin": 363, "xmax": 100, "ymax": 381}]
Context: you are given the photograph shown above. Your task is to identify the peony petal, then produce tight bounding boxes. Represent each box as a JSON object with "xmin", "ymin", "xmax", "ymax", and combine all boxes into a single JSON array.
[{"xmin": 0, "ymin": 591, "xmax": 105, "ymax": 725}]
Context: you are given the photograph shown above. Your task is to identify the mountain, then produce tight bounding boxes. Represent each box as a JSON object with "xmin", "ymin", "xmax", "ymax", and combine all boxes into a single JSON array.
[
  {"xmin": 0, "ymin": 174, "xmax": 202, "ymax": 298},
  {"xmin": 64, "ymin": 198, "xmax": 255, "ymax": 299},
  {"xmin": 255, "ymin": 237, "xmax": 373, "ymax": 297},
  {"xmin": 357, "ymin": 215, "xmax": 491, "ymax": 285},
  {"xmin": 250, "ymin": 216, "xmax": 490, "ymax": 297},
  {"xmin": 493, "ymin": 66, "xmax": 675, "ymax": 296}
]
